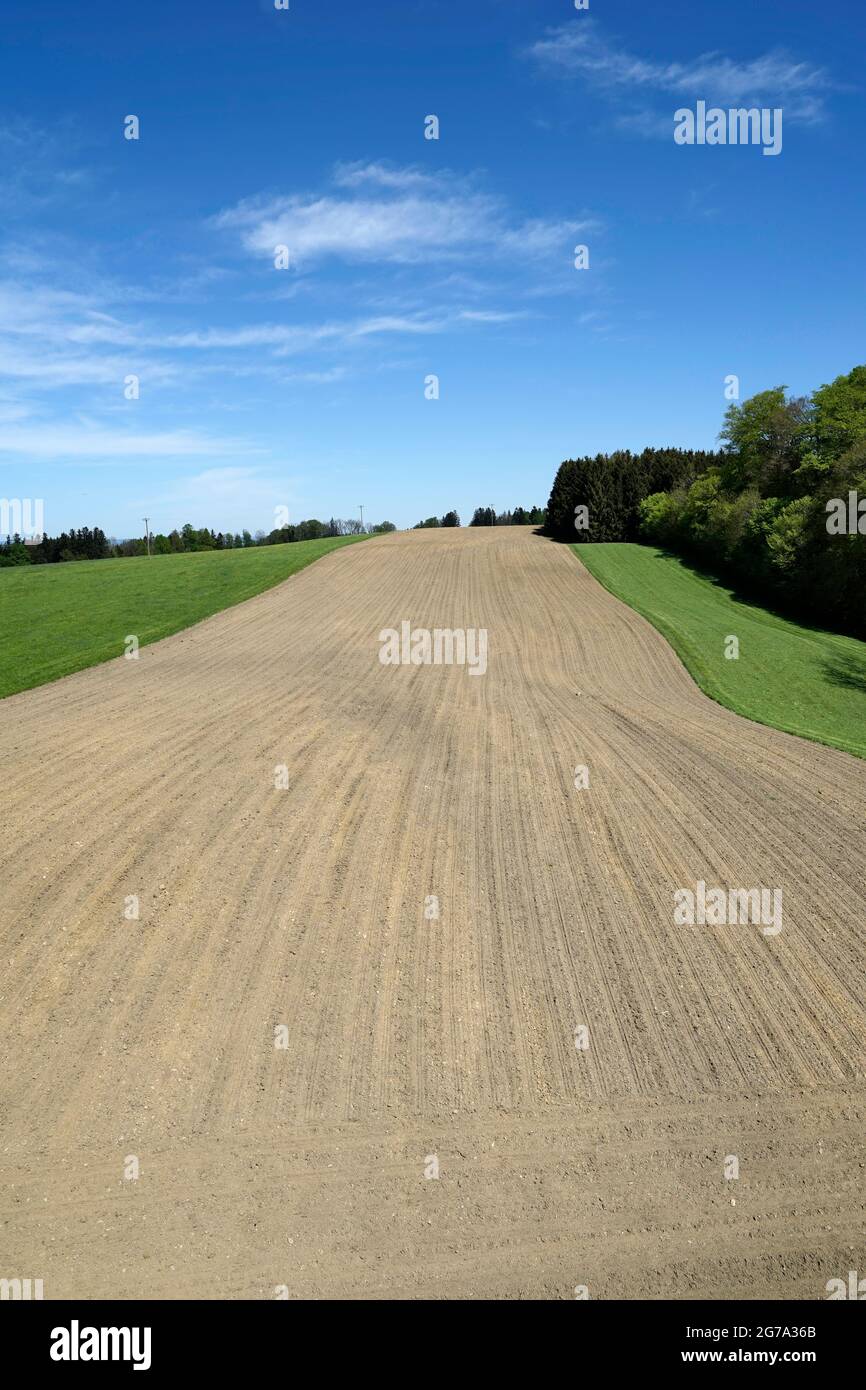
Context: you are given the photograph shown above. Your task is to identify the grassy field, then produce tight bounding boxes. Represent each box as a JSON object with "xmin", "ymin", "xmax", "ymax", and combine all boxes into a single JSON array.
[
  {"xmin": 574, "ymin": 542, "xmax": 866, "ymax": 760},
  {"xmin": 0, "ymin": 535, "xmax": 370, "ymax": 699}
]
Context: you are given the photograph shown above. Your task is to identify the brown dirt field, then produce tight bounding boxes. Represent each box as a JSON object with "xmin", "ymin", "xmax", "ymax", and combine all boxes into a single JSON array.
[{"xmin": 2, "ymin": 525, "xmax": 865, "ymax": 1300}]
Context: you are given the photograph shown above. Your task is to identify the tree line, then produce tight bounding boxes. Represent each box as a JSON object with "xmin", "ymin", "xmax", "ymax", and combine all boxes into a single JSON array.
[
  {"xmin": 0, "ymin": 517, "xmax": 396, "ymax": 567},
  {"xmin": 412, "ymin": 506, "xmax": 546, "ymax": 529},
  {"xmin": 469, "ymin": 505, "xmax": 546, "ymax": 527},
  {"xmin": 545, "ymin": 449, "xmax": 720, "ymax": 542},
  {"xmin": 544, "ymin": 363, "xmax": 866, "ymax": 638}
]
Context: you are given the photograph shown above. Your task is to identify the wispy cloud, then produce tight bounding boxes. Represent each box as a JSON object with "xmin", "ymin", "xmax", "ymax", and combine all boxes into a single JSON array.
[
  {"xmin": 332, "ymin": 161, "xmax": 438, "ymax": 191},
  {"xmin": 0, "ymin": 118, "xmax": 94, "ymax": 213},
  {"xmin": 0, "ymin": 152, "xmax": 596, "ymax": 479},
  {"xmin": 0, "ymin": 421, "xmax": 252, "ymax": 462},
  {"xmin": 158, "ymin": 465, "xmax": 293, "ymax": 505},
  {"xmin": 213, "ymin": 162, "xmax": 590, "ymax": 268},
  {"xmin": 0, "ymin": 282, "xmax": 181, "ymax": 388},
  {"xmin": 457, "ymin": 309, "xmax": 529, "ymax": 324},
  {"xmin": 528, "ymin": 21, "xmax": 834, "ymax": 124},
  {"xmin": 0, "ymin": 270, "xmax": 534, "ymax": 408},
  {"xmin": 155, "ymin": 313, "xmax": 447, "ymax": 352}
]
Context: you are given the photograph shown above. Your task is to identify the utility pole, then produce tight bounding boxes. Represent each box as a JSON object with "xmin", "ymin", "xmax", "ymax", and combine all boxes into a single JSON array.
[
  {"xmin": 359, "ymin": 504, "xmax": 364, "ymax": 534},
  {"xmin": 143, "ymin": 517, "xmax": 151, "ymax": 556}
]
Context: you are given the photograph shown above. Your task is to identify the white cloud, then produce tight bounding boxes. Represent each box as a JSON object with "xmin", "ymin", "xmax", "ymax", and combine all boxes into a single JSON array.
[
  {"xmin": 145, "ymin": 312, "xmax": 446, "ymax": 353},
  {"xmin": 213, "ymin": 163, "xmax": 587, "ymax": 268},
  {"xmin": 332, "ymin": 161, "xmax": 440, "ymax": 191},
  {"xmin": 0, "ymin": 269, "xmax": 532, "ymax": 408},
  {"xmin": 0, "ymin": 284, "xmax": 171, "ymax": 385},
  {"xmin": 0, "ymin": 156, "xmax": 596, "ymax": 454},
  {"xmin": 0, "ymin": 343, "xmax": 178, "ymax": 389},
  {"xmin": 457, "ymin": 309, "xmax": 529, "ymax": 324},
  {"xmin": 162, "ymin": 466, "xmax": 286, "ymax": 502},
  {"xmin": 215, "ymin": 189, "xmax": 499, "ymax": 266},
  {"xmin": 528, "ymin": 22, "xmax": 833, "ymax": 123},
  {"xmin": 0, "ymin": 422, "xmax": 253, "ymax": 462}
]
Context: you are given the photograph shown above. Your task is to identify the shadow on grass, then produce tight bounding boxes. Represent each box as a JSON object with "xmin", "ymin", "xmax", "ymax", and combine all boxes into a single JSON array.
[
  {"xmin": 568, "ymin": 538, "xmax": 866, "ymax": 648},
  {"xmin": 658, "ymin": 551, "xmax": 866, "ymax": 647},
  {"xmin": 822, "ymin": 651, "xmax": 866, "ymax": 694}
]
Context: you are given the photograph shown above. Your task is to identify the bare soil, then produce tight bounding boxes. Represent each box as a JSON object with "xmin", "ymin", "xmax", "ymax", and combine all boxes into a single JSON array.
[{"xmin": 2, "ymin": 526, "xmax": 865, "ymax": 1299}]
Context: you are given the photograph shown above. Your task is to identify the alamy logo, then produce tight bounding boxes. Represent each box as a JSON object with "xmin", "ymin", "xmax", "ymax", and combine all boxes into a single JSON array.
[
  {"xmin": 826, "ymin": 492, "xmax": 866, "ymax": 535},
  {"xmin": 674, "ymin": 881, "xmax": 782, "ymax": 936},
  {"xmin": 0, "ymin": 497, "xmax": 44, "ymax": 544},
  {"xmin": 379, "ymin": 621, "xmax": 488, "ymax": 676},
  {"xmin": 826, "ymin": 1270, "xmax": 866, "ymax": 1299},
  {"xmin": 674, "ymin": 102, "xmax": 782, "ymax": 156},
  {"xmin": 50, "ymin": 1320, "xmax": 152, "ymax": 1371},
  {"xmin": 0, "ymin": 1276, "xmax": 43, "ymax": 1299}
]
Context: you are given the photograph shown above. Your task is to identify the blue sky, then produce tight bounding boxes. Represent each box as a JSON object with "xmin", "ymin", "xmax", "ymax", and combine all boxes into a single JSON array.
[{"xmin": 0, "ymin": 0, "xmax": 863, "ymax": 537}]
